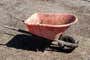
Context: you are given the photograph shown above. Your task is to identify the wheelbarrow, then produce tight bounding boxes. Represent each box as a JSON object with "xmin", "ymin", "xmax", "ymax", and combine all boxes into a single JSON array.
[
  {"xmin": 2, "ymin": 13, "xmax": 78, "ymax": 51},
  {"xmin": 24, "ymin": 13, "xmax": 78, "ymax": 50}
]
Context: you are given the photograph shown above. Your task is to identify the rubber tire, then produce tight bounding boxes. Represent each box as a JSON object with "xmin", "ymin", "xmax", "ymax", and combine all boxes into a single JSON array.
[{"xmin": 59, "ymin": 35, "xmax": 78, "ymax": 50}]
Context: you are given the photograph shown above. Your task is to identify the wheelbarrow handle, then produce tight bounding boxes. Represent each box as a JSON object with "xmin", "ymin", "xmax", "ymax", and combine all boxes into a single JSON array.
[
  {"xmin": 3, "ymin": 25, "xmax": 19, "ymax": 31},
  {"xmin": 2, "ymin": 25, "xmax": 32, "ymax": 35}
]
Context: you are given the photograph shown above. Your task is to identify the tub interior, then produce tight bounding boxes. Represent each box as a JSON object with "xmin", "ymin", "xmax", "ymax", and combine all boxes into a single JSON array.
[{"xmin": 25, "ymin": 13, "xmax": 76, "ymax": 25}]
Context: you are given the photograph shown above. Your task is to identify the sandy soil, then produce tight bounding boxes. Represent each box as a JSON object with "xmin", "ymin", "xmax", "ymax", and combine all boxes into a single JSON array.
[{"xmin": 0, "ymin": 0, "xmax": 90, "ymax": 60}]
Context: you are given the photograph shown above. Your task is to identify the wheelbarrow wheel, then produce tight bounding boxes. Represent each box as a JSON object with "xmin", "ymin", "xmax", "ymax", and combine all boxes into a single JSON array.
[{"xmin": 58, "ymin": 35, "xmax": 79, "ymax": 50}]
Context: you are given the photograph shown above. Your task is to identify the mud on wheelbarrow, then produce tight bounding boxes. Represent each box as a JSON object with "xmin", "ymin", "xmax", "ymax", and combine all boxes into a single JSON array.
[{"xmin": 3, "ymin": 13, "xmax": 78, "ymax": 52}]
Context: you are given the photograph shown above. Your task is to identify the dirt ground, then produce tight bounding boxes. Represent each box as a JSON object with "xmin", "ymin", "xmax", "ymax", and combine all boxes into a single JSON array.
[{"xmin": 0, "ymin": 0, "xmax": 90, "ymax": 60}]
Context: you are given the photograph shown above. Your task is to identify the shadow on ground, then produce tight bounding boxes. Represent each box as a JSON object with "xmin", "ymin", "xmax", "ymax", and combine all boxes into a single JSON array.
[
  {"xmin": 6, "ymin": 34, "xmax": 75, "ymax": 53},
  {"xmin": 6, "ymin": 34, "xmax": 51, "ymax": 52}
]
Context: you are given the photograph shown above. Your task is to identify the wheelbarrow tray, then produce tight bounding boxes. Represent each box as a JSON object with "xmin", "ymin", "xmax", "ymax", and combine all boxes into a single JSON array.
[{"xmin": 24, "ymin": 13, "xmax": 78, "ymax": 40}]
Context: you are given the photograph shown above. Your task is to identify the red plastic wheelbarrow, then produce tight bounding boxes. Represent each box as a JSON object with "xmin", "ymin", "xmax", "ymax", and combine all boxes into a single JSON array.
[
  {"xmin": 2, "ymin": 13, "xmax": 78, "ymax": 51},
  {"xmin": 24, "ymin": 13, "xmax": 78, "ymax": 50}
]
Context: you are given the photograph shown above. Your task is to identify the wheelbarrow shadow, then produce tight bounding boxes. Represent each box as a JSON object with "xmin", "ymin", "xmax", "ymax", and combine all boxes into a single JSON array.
[
  {"xmin": 48, "ymin": 46, "xmax": 76, "ymax": 53},
  {"xmin": 6, "ymin": 34, "xmax": 76, "ymax": 53},
  {"xmin": 6, "ymin": 34, "xmax": 51, "ymax": 52}
]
